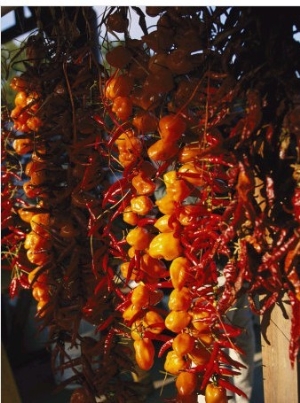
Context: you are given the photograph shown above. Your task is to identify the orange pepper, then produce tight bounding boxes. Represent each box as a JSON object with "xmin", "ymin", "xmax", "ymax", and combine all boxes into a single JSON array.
[
  {"xmin": 104, "ymin": 74, "xmax": 133, "ymax": 100},
  {"xmin": 30, "ymin": 213, "xmax": 51, "ymax": 237},
  {"xmin": 204, "ymin": 383, "xmax": 228, "ymax": 403},
  {"xmin": 143, "ymin": 310, "xmax": 165, "ymax": 334},
  {"xmin": 120, "ymin": 261, "xmax": 139, "ymax": 281},
  {"xmin": 168, "ymin": 287, "xmax": 192, "ymax": 311},
  {"xmin": 154, "ymin": 214, "xmax": 173, "ymax": 232},
  {"xmin": 115, "ymin": 130, "xmax": 142, "ymax": 166},
  {"xmin": 122, "ymin": 303, "xmax": 140, "ymax": 321},
  {"xmin": 132, "ymin": 110, "xmax": 158, "ymax": 133},
  {"xmin": 131, "ymin": 283, "xmax": 151, "ymax": 309},
  {"xmin": 155, "ymin": 193, "xmax": 176, "ymax": 215},
  {"xmin": 127, "ymin": 246, "xmax": 136, "ymax": 258},
  {"xmin": 28, "ymin": 267, "xmax": 46, "ymax": 285},
  {"xmin": 169, "ymin": 257, "xmax": 190, "ymax": 289},
  {"xmin": 178, "ymin": 143, "xmax": 202, "ymax": 164},
  {"xmin": 126, "ymin": 226, "xmax": 152, "ymax": 250},
  {"xmin": 188, "ymin": 344, "xmax": 211, "ymax": 366},
  {"xmin": 131, "ymin": 319, "xmax": 143, "ymax": 341},
  {"xmin": 191, "ymin": 309, "xmax": 211, "ymax": 333},
  {"xmin": 140, "ymin": 253, "xmax": 168, "ymax": 278},
  {"xmin": 123, "ymin": 206, "xmax": 139, "ymax": 226},
  {"xmin": 148, "ymin": 232, "xmax": 183, "ymax": 261},
  {"xmin": 175, "ymin": 372, "xmax": 198, "ymax": 396},
  {"xmin": 178, "ymin": 162, "xmax": 206, "ymax": 187},
  {"xmin": 134, "ymin": 338, "xmax": 155, "ymax": 371},
  {"xmin": 147, "ymin": 138, "xmax": 179, "ymax": 161},
  {"xmin": 172, "ymin": 333, "xmax": 195, "ymax": 356},
  {"xmin": 112, "ymin": 95, "xmax": 133, "ymax": 121},
  {"xmin": 131, "ymin": 283, "xmax": 163, "ymax": 308},
  {"xmin": 12, "ymin": 138, "xmax": 34, "ymax": 155},
  {"xmin": 130, "ymin": 195, "xmax": 154, "ymax": 215},
  {"xmin": 164, "ymin": 350, "xmax": 189, "ymax": 375},
  {"xmin": 165, "ymin": 310, "xmax": 191, "ymax": 333},
  {"xmin": 131, "ymin": 172, "xmax": 156, "ymax": 195},
  {"xmin": 163, "ymin": 171, "xmax": 191, "ymax": 202},
  {"xmin": 158, "ymin": 114, "xmax": 187, "ymax": 142},
  {"xmin": 24, "ymin": 231, "xmax": 51, "ymax": 250}
]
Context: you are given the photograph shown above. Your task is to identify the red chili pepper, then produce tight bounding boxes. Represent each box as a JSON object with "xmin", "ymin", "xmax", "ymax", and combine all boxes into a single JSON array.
[
  {"xmin": 9, "ymin": 278, "xmax": 19, "ymax": 299},
  {"xmin": 217, "ymin": 377, "xmax": 248, "ymax": 400},
  {"xmin": 200, "ymin": 342, "xmax": 219, "ymax": 389},
  {"xmin": 94, "ymin": 276, "xmax": 108, "ymax": 295},
  {"xmin": 158, "ymin": 338, "xmax": 173, "ymax": 358},
  {"xmin": 97, "ymin": 316, "xmax": 114, "ymax": 332},
  {"xmin": 108, "ymin": 232, "xmax": 127, "ymax": 259},
  {"xmin": 92, "ymin": 113, "xmax": 104, "ymax": 127},
  {"xmin": 218, "ymin": 348, "xmax": 247, "ymax": 370},
  {"xmin": 102, "ymin": 177, "xmax": 132, "ymax": 207},
  {"xmin": 218, "ymin": 367, "xmax": 242, "ymax": 377}
]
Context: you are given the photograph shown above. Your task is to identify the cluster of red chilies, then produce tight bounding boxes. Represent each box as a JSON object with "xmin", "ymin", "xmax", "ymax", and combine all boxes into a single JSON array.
[{"xmin": 2, "ymin": 6, "xmax": 300, "ymax": 403}]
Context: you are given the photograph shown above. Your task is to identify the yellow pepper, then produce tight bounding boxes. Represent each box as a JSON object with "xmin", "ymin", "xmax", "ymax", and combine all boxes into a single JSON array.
[
  {"xmin": 131, "ymin": 172, "xmax": 156, "ymax": 195},
  {"xmin": 163, "ymin": 170, "xmax": 191, "ymax": 202},
  {"xmin": 148, "ymin": 231, "xmax": 182, "ymax": 261},
  {"xmin": 155, "ymin": 193, "xmax": 176, "ymax": 215},
  {"xmin": 154, "ymin": 214, "xmax": 173, "ymax": 232},
  {"xmin": 130, "ymin": 195, "xmax": 154, "ymax": 215},
  {"xmin": 126, "ymin": 226, "xmax": 152, "ymax": 250}
]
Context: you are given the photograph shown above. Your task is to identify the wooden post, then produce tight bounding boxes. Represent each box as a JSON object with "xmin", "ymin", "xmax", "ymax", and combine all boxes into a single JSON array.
[
  {"xmin": 1, "ymin": 343, "xmax": 22, "ymax": 403},
  {"xmin": 260, "ymin": 296, "xmax": 299, "ymax": 403}
]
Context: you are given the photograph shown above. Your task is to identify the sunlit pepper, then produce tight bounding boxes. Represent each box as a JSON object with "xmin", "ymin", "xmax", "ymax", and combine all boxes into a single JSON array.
[
  {"xmin": 140, "ymin": 253, "xmax": 168, "ymax": 278},
  {"xmin": 134, "ymin": 338, "xmax": 155, "ymax": 371},
  {"xmin": 163, "ymin": 170, "xmax": 191, "ymax": 202},
  {"xmin": 143, "ymin": 310, "xmax": 165, "ymax": 334},
  {"xmin": 165, "ymin": 310, "xmax": 191, "ymax": 333},
  {"xmin": 24, "ymin": 231, "xmax": 52, "ymax": 250},
  {"xmin": 154, "ymin": 214, "xmax": 174, "ymax": 232},
  {"xmin": 131, "ymin": 319, "xmax": 143, "ymax": 341},
  {"xmin": 130, "ymin": 195, "xmax": 154, "ymax": 215},
  {"xmin": 12, "ymin": 138, "xmax": 34, "ymax": 155},
  {"xmin": 131, "ymin": 283, "xmax": 163, "ymax": 309},
  {"xmin": 131, "ymin": 172, "xmax": 156, "ymax": 195},
  {"xmin": 147, "ymin": 138, "xmax": 179, "ymax": 161},
  {"xmin": 123, "ymin": 206, "xmax": 139, "ymax": 226},
  {"xmin": 120, "ymin": 261, "xmax": 139, "ymax": 281},
  {"xmin": 178, "ymin": 162, "xmax": 206, "ymax": 187},
  {"xmin": 168, "ymin": 287, "xmax": 192, "ymax": 311},
  {"xmin": 158, "ymin": 114, "xmax": 187, "ymax": 142},
  {"xmin": 169, "ymin": 257, "xmax": 190, "ymax": 289},
  {"xmin": 155, "ymin": 193, "xmax": 176, "ymax": 215},
  {"xmin": 191, "ymin": 309, "xmax": 211, "ymax": 333},
  {"xmin": 126, "ymin": 226, "xmax": 152, "ymax": 250},
  {"xmin": 122, "ymin": 303, "xmax": 140, "ymax": 321},
  {"xmin": 178, "ymin": 143, "xmax": 202, "ymax": 164},
  {"xmin": 204, "ymin": 382, "xmax": 228, "ymax": 403},
  {"xmin": 148, "ymin": 231, "xmax": 183, "ymax": 261},
  {"xmin": 176, "ymin": 371, "xmax": 198, "ymax": 396},
  {"xmin": 164, "ymin": 350, "xmax": 189, "ymax": 375},
  {"xmin": 172, "ymin": 333, "xmax": 195, "ymax": 356},
  {"xmin": 30, "ymin": 213, "xmax": 51, "ymax": 237}
]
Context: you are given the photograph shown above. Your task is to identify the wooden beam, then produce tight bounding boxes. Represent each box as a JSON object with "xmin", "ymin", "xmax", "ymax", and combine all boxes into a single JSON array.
[
  {"xmin": 260, "ymin": 296, "xmax": 299, "ymax": 403},
  {"xmin": 1, "ymin": 343, "xmax": 22, "ymax": 403}
]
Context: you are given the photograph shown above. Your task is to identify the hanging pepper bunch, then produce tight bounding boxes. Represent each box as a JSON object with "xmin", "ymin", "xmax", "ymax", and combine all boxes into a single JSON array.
[
  {"xmin": 2, "ymin": 7, "xmax": 154, "ymax": 403},
  {"xmin": 99, "ymin": 6, "xmax": 300, "ymax": 401},
  {"xmin": 2, "ymin": 6, "xmax": 300, "ymax": 403}
]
